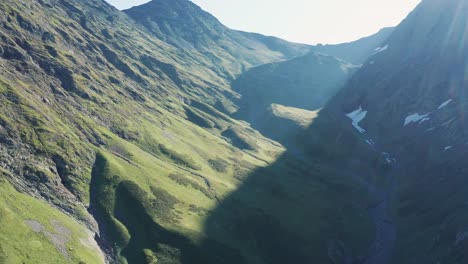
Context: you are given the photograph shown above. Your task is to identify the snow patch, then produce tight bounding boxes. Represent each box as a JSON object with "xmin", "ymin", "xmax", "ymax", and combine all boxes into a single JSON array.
[
  {"xmin": 366, "ymin": 139, "xmax": 375, "ymax": 146},
  {"xmin": 441, "ymin": 118, "xmax": 456, "ymax": 126},
  {"xmin": 420, "ymin": 117, "xmax": 430, "ymax": 124},
  {"xmin": 382, "ymin": 152, "xmax": 396, "ymax": 164},
  {"xmin": 346, "ymin": 106, "xmax": 367, "ymax": 133},
  {"xmin": 438, "ymin": 99, "xmax": 453, "ymax": 110},
  {"xmin": 444, "ymin": 146, "xmax": 453, "ymax": 151},
  {"xmin": 372, "ymin": 45, "xmax": 389, "ymax": 55},
  {"xmin": 404, "ymin": 113, "xmax": 430, "ymax": 126}
]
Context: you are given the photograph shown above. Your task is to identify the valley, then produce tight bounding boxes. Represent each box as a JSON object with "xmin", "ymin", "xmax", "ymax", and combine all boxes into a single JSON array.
[{"xmin": 0, "ymin": 0, "xmax": 467, "ymax": 263}]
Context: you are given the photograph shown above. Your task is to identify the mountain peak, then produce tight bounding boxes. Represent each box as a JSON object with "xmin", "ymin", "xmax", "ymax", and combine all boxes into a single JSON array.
[
  {"xmin": 124, "ymin": 0, "xmax": 310, "ymax": 78},
  {"xmin": 125, "ymin": 0, "xmax": 225, "ymax": 33}
]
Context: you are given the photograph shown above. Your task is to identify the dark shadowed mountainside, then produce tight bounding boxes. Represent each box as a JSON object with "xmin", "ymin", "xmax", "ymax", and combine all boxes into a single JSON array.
[{"xmin": 1, "ymin": 0, "xmax": 467, "ymax": 263}]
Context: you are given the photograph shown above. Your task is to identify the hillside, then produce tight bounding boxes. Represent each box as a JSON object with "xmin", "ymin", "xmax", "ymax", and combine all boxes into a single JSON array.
[
  {"xmin": 198, "ymin": 0, "xmax": 468, "ymax": 263},
  {"xmin": 1, "ymin": 0, "xmax": 467, "ymax": 263},
  {"xmin": 296, "ymin": 0, "xmax": 468, "ymax": 262},
  {"xmin": 0, "ymin": 0, "xmax": 290, "ymax": 262},
  {"xmin": 323, "ymin": 0, "xmax": 468, "ymax": 261},
  {"xmin": 231, "ymin": 28, "xmax": 393, "ymax": 142},
  {"xmin": 232, "ymin": 52, "xmax": 358, "ymax": 128},
  {"xmin": 124, "ymin": 0, "xmax": 311, "ymax": 80}
]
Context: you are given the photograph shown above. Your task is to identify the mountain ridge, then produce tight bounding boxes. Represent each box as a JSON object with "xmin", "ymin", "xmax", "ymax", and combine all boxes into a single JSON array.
[
  {"xmin": 1, "ymin": 0, "xmax": 467, "ymax": 263},
  {"xmin": 124, "ymin": 0, "xmax": 311, "ymax": 79}
]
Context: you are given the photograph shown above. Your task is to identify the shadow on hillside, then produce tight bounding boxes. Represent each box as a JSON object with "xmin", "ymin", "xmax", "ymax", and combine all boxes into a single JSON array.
[
  {"xmin": 88, "ymin": 110, "xmax": 385, "ymax": 263},
  {"xmin": 89, "ymin": 153, "xmax": 246, "ymax": 264},
  {"xmin": 192, "ymin": 109, "xmax": 384, "ymax": 263}
]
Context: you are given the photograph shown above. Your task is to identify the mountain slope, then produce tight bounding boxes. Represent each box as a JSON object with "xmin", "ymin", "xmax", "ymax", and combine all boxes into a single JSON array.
[
  {"xmin": 124, "ymin": 0, "xmax": 311, "ymax": 79},
  {"xmin": 231, "ymin": 27, "xmax": 393, "ymax": 143},
  {"xmin": 0, "ymin": 0, "xmax": 288, "ymax": 263},
  {"xmin": 196, "ymin": 0, "xmax": 468, "ymax": 263},
  {"xmin": 3, "ymin": 0, "xmax": 468, "ymax": 263},
  {"xmin": 233, "ymin": 52, "xmax": 358, "ymax": 118},
  {"xmin": 231, "ymin": 52, "xmax": 358, "ymax": 143},
  {"xmin": 304, "ymin": 0, "xmax": 468, "ymax": 262},
  {"xmin": 309, "ymin": 27, "xmax": 394, "ymax": 64}
]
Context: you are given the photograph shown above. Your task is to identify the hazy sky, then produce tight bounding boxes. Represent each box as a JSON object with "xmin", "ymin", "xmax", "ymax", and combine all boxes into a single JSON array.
[{"xmin": 106, "ymin": 0, "xmax": 422, "ymax": 44}]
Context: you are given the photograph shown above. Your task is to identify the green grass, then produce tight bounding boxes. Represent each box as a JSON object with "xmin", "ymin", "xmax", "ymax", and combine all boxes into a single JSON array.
[
  {"xmin": 0, "ymin": 1, "xmax": 383, "ymax": 263},
  {"xmin": 0, "ymin": 81, "xmax": 7, "ymax": 93},
  {"xmin": 270, "ymin": 103, "xmax": 319, "ymax": 127},
  {"xmin": 208, "ymin": 158, "xmax": 229, "ymax": 173},
  {"xmin": 0, "ymin": 177, "xmax": 103, "ymax": 264}
]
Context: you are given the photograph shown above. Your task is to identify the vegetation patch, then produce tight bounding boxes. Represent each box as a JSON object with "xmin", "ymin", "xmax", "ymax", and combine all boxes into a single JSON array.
[
  {"xmin": 188, "ymin": 204, "xmax": 208, "ymax": 217},
  {"xmin": 222, "ymin": 127, "xmax": 258, "ymax": 150},
  {"xmin": 149, "ymin": 185, "xmax": 181, "ymax": 223},
  {"xmin": 168, "ymin": 173, "xmax": 213, "ymax": 199},
  {"xmin": 208, "ymin": 158, "xmax": 229, "ymax": 173},
  {"xmin": 143, "ymin": 249, "xmax": 158, "ymax": 264},
  {"xmin": 184, "ymin": 106, "xmax": 215, "ymax": 128},
  {"xmin": 158, "ymin": 144, "xmax": 201, "ymax": 171},
  {"xmin": 190, "ymin": 100, "xmax": 231, "ymax": 122}
]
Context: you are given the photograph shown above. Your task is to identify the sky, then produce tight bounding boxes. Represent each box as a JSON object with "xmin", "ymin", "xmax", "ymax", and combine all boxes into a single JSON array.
[{"xmin": 105, "ymin": 0, "xmax": 422, "ymax": 44}]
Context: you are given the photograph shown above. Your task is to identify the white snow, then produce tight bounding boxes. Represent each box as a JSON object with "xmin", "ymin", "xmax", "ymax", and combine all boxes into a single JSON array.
[
  {"xmin": 444, "ymin": 146, "xmax": 453, "ymax": 151},
  {"xmin": 346, "ymin": 106, "xmax": 368, "ymax": 133},
  {"xmin": 366, "ymin": 139, "xmax": 375, "ymax": 146},
  {"xmin": 438, "ymin": 99, "xmax": 453, "ymax": 110},
  {"xmin": 382, "ymin": 152, "xmax": 396, "ymax": 164},
  {"xmin": 441, "ymin": 118, "xmax": 456, "ymax": 126},
  {"xmin": 404, "ymin": 113, "xmax": 430, "ymax": 126},
  {"xmin": 420, "ymin": 117, "xmax": 430, "ymax": 124},
  {"xmin": 372, "ymin": 45, "xmax": 389, "ymax": 55}
]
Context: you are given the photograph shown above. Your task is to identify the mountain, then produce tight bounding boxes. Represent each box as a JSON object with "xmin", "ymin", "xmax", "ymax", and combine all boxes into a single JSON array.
[
  {"xmin": 195, "ymin": 0, "xmax": 468, "ymax": 263},
  {"xmin": 0, "ymin": 0, "xmax": 293, "ymax": 262},
  {"xmin": 309, "ymin": 27, "xmax": 394, "ymax": 64},
  {"xmin": 2, "ymin": 0, "xmax": 466, "ymax": 263},
  {"xmin": 294, "ymin": 0, "xmax": 468, "ymax": 262},
  {"xmin": 231, "ymin": 28, "xmax": 392, "ymax": 142},
  {"xmin": 321, "ymin": 0, "xmax": 468, "ymax": 261},
  {"xmin": 232, "ymin": 52, "xmax": 358, "ymax": 139},
  {"xmin": 124, "ymin": 0, "xmax": 311, "ymax": 79}
]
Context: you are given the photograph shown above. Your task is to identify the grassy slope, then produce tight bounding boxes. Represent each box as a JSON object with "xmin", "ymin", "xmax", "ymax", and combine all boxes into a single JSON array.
[
  {"xmin": 0, "ymin": 0, "xmax": 380, "ymax": 263},
  {"xmin": 270, "ymin": 103, "xmax": 319, "ymax": 127},
  {"xmin": 0, "ymin": 175, "xmax": 103, "ymax": 263},
  {"xmin": 0, "ymin": 0, "xmax": 288, "ymax": 262}
]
